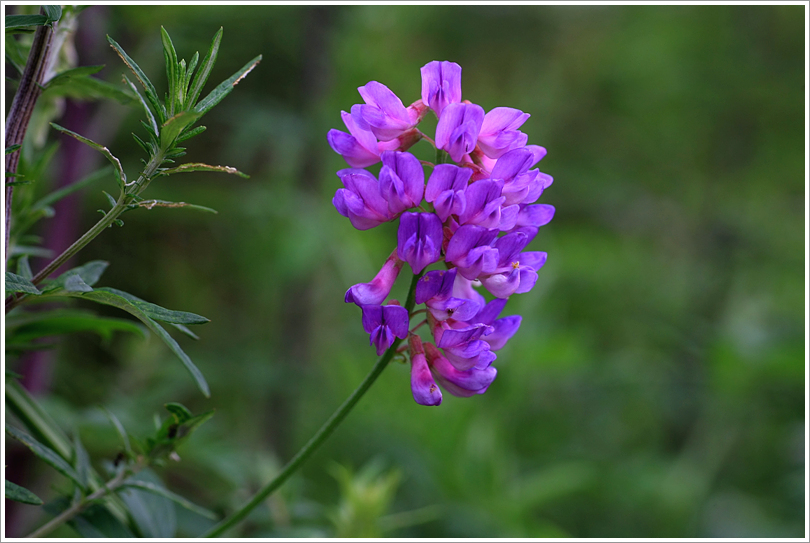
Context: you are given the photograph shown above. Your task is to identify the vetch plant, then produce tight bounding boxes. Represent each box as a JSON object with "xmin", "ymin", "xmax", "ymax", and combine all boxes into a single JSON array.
[
  {"xmin": 4, "ymin": 8, "xmax": 260, "ymax": 536},
  {"xmin": 203, "ymin": 59, "xmax": 555, "ymax": 536}
]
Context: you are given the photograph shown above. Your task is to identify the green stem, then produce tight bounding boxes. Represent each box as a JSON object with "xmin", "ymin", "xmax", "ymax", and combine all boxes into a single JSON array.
[
  {"xmin": 24, "ymin": 460, "xmax": 144, "ymax": 538},
  {"xmin": 5, "ymin": 151, "xmax": 165, "ymax": 313},
  {"xmin": 203, "ymin": 269, "xmax": 425, "ymax": 538}
]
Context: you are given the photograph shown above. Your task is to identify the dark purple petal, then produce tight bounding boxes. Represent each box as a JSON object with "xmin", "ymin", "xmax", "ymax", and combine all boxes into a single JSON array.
[
  {"xmin": 380, "ymin": 150, "xmax": 424, "ymax": 209},
  {"xmin": 494, "ymin": 231, "xmax": 531, "ymax": 268},
  {"xmin": 327, "ymin": 129, "xmax": 380, "ymax": 168},
  {"xmin": 472, "ymin": 298, "xmax": 508, "ymax": 326},
  {"xmin": 411, "ymin": 353, "xmax": 443, "ymax": 405},
  {"xmin": 357, "ymin": 81, "xmax": 416, "ymax": 141},
  {"xmin": 397, "ymin": 212, "xmax": 443, "ymax": 273},
  {"xmin": 369, "ymin": 324, "xmax": 395, "ymax": 355},
  {"xmin": 415, "ymin": 269, "xmax": 449, "ymax": 304},
  {"xmin": 483, "ymin": 315, "xmax": 521, "ymax": 351},
  {"xmin": 452, "ymin": 274, "xmax": 487, "ymax": 315},
  {"xmin": 420, "ymin": 60, "xmax": 462, "ymax": 118},
  {"xmin": 361, "ymin": 305, "xmax": 383, "ymax": 334},
  {"xmin": 382, "ymin": 304, "xmax": 410, "ymax": 339},
  {"xmin": 514, "ymin": 266, "xmax": 538, "ymax": 294},
  {"xmin": 458, "ymin": 180, "xmax": 504, "ymax": 227},
  {"xmin": 518, "ymin": 251, "xmax": 547, "ymax": 271},
  {"xmin": 435, "ymin": 103, "xmax": 485, "ymax": 162},
  {"xmin": 490, "ymin": 147, "xmax": 535, "ymax": 181},
  {"xmin": 425, "ymin": 164, "xmax": 471, "ymax": 201},
  {"xmin": 436, "ymin": 322, "xmax": 492, "ymax": 349}
]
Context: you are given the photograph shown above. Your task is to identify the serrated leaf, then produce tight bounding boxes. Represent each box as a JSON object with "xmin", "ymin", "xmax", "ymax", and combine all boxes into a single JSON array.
[
  {"xmin": 159, "ymin": 162, "xmax": 248, "ymax": 179},
  {"xmin": 120, "ymin": 480, "xmax": 217, "ymax": 520},
  {"xmin": 194, "ymin": 55, "xmax": 262, "ymax": 117},
  {"xmin": 107, "ymin": 35, "xmax": 165, "ymax": 124},
  {"xmin": 5, "ymin": 14, "xmax": 49, "ymax": 29},
  {"xmin": 43, "ymin": 289, "xmax": 210, "ymax": 397},
  {"xmin": 160, "ymin": 110, "xmax": 202, "ymax": 150},
  {"xmin": 42, "ymin": 5, "xmax": 62, "ymax": 23},
  {"xmin": 5, "ymin": 272, "xmax": 41, "ymax": 294},
  {"xmin": 5, "ymin": 479, "xmax": 43, "ymax": 505},
  {"xmin": 187, "ymin": 27, "xmax": 222, "ymax": 108},
  {"xmin": 136, "ymin": 199, "xmax": 217, "ymax": 214},
  {"xmin": 50, "ymin": 123, "xmax": 126, "ymax": 189},
  {"xmin": 6, "ymin": 425, "xmax": 87, "ymax": 491}
]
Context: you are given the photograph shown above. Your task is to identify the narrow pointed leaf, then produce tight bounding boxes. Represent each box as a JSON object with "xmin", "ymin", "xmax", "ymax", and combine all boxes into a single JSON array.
[
  {"xmin": 72, "ymin": 434, "xmax": 91, "ymax": 490},
  {"xmin": 32, "ymin": 167, "xmax": 112, "ymax": 211},
  {"xmin": 187, "ymin": 27, "xmax": 222, "ymax": 107},
  {"xmin": 50, "ymin": 123, "xmax": 126, "ymax": 188},
  {"xmin": 145, "ymin": 317, "xmax": 210, "ymax": 398},
  {"xmin": 6, "ymin": 144, "xmax": 21, "ymax": 154},
  {"xmin": 159, "ymin": 110, "xmax": 202, "ymax": 149},
  {"xmin": 5, "ymin": 14, "xmax": 49, "ymax": 29},
  {"xmin": 5, "ymin": 480, "xmax": 43, "ymax": 505},
  {"xmin": 136, "ymin": 199, "xmax": 217, "ymax": 214},
  {"xmin": 120, "ymin": 481, "xmax": 217, "ymax": 520},
  {"xmin": 6, "ymin": 425, "xmax": 87, "ymax": 490},
  {"xmin": 194, "ymin": 55, "xmax": 262, "ymax": 116},
  {"xmin": 43, "ymin": 65, "xmax": 104, "ymax": 89},
  {"xmin": 96, "ymin": 287, "xmax": 209, "ymax": 324},
  {"xmin": 102, "ymin": 407, "xmax": 132, "ymax": 456},
  {"xmin": 5, "ymin": 272, "xmax": 41, "ymax": 294},
  {"xmin": 160, "ymin": 27, "xmax": 179, "ymax": 116},
  {"xmin": 15, "ymin": 255, "xmax": 32, "ymax": 280},
  {"xmin": 43, "ymin": 260, "xmax": 109, "ymax": 291},
  {"xmin": 170, "ymin": 322, "xmax": 199, "ymax": 340},
  {"xmin": 175, "ymin": 125, "xmax": 206, "ymax": 144},
  {"xmin": 123, "ymin": 74, "xmax": 159, "ymax": 137},
  {"xmin": 107, "ymin": 35, "xmax": 165, "ymax": 123},
  {"xmin": 160, "ymin": 162, "xmax": 248, "ymax": 178}
]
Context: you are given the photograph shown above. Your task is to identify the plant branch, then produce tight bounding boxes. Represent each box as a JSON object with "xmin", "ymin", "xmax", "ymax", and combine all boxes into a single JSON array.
[
  {"xmin": 203, "ymin": 269, "xmax": 425, "ymax": 538},
  {"xmin": 5, "ymin": 11, "xmax": 56, "ymax": 269},
  {"xmin": 24, "ymin": 461, "xmax": 144, "ymax": 538}
]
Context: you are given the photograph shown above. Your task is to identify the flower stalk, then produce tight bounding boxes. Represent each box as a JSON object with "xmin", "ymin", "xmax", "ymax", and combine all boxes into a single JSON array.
[{"xmin": 203, "ymin": 270, "xmax": 424, "ymax": 538}]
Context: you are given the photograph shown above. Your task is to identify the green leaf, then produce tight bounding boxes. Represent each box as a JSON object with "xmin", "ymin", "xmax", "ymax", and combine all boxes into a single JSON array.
[
  {"xmin": 16, "ymin": 255, "xmax": 33, "ymax": 279},
  {"xmin": 5, "ymin": 144, "xmax": 21, "ymax": 154},
  {"xmin": 117, "ymin": 470, "xmax": 176, "ymax": 538},
  {"xmin": 43, "ymin": 65, "xmax": 104, "ymax": 88},
  {"xmin": 42, "ymin": 5, "xmax": 62, "ymax": 23},
  {"xmin": 63, "ymin": 274, "xmax": 93, "ymax": 292},
  {"xmin": 159, "ymin": 162, "xmax": 248, "ymax": 179},
  {"xmin": 194, "ymin": 55, "xmax": 262, "ymax": 117},
  {"xmin": 170, "ymin": 323, "xmax": 199, "ymax": 340},
  {"xmin": 160, "ymin": 26, "xmax": 179, "ymax": 116},
  {"xmin": 43, "ymin": 260, "xmax": 109, "ymax": 292},
  {"xmin": 123, "ymin": 74, "xmax": 159, "ymax": 137},
  {"xmin": 5, "ymin": 14, "xmax": 49, "ymax": 29},
  {"xmin": 120, "ymin": 480, "xmax": 217, "ymax": 520},
  {"xmin": 72, "ymin": 434, "xmax": 91, "ymax": 490},
  {"xmin": 159, "ymin": 110, "xmax": 202, "ymax": 150},
  {"xmin": 5, "ymin": 425, "xmax": 87, "ymax": 491},
  {"xmin": 43, "ymin": 289, "xmax": 210, "ymax": 397},
  {"xmin": 187, "ymin": 27, "xmax": 222, "ymax": 108},
  {"xmin": 44, "ymin": 72, "xmax": 134, "ymax": 105},
  {"xmin": 101, "ymin": 407, "xmax": 132, "ymax": 456},
  {"xmin": 31, "ymin": 167, "xmax": 112, "ymax": 213},
  {"xmin": 65, "ymin": 500, "xmax": 136, "ymax": 538},
  {"xmin": 136, "ymin": 199, "xmax": 217, "ymax": 214},
  {"xmin": 5, "ymin": 479, "xmax": 43, "ymax": 505},
  {"xmin": 107, "ymin": 35, "xmax": 165, "ymax": 123},
  {"xmin": 50, "ymin": 123, "xmax": 126, "ymax": 188},
  {"xmin": 5, "ymin": 272, "xmax": 41, "ymax": 294},
  {"xmin": 175, "ymin": 125, "xmax": 206, "ymax": 144},
  {"xmin": 5, "ymin": 311, "xmax": 147, "ymax": 344},
  {"xmin": 164, "ymin": 402, "xmax": 193, "ymax": 423}
]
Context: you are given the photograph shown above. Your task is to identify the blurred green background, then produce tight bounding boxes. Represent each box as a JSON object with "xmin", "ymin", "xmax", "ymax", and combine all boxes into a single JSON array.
[{"xmin": 5, "ymin": 4, "xmax": 806, "ymax": 538}]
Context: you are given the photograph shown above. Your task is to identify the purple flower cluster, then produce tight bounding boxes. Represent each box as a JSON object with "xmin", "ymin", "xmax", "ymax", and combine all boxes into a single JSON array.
[{"xmin": 328, "ymin": 61, "xmax": 554, "ymax": 406}]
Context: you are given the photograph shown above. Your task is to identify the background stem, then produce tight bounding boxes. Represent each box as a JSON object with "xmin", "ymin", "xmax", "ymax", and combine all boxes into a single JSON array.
[
  {"xmin": 204, "ymin": 269, "xmax": 424, "ymax": 538},
  {"xmin": 5, "ymin": 11, "xmax": 56, "ymax": 269}
]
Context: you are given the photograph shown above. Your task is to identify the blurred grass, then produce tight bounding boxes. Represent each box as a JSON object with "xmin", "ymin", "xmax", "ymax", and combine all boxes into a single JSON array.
[{"xmin": 6, "ymin": 4, "xmax": 805, "ymax": 538}]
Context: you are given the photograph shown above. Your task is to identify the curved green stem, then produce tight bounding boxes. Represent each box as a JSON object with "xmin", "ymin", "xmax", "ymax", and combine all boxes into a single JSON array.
[{"xmin": 203, "ymin": 269, "xmax": 425, "ymax": 538}]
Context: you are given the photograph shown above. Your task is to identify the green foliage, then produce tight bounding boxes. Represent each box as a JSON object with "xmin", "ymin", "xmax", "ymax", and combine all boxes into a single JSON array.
[
  {"xmin": 328, "ymin": 461, "xmax": 403, "ymax": 538},
  {"xmin": 5, "ymin": 272, "xmax": 41, "ymax": 294},
  {"xmin": 5, "ymin": 479, "xmax": 44, "ymax": 505},
  {"xmin": 5, "ymin": 424, "xmax": 88, "ymax": 492}
]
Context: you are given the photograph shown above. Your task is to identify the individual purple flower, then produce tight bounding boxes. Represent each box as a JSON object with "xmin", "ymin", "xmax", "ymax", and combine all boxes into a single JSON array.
[
  {"xmin": 420, "ymin": 60, "xmax": 462, "ymax": 118},
  {"xmin": 444, "ymin": 224, "xmax": 500, "ymax": 280},
  {"xmin": 477, "ymin": 107, "xmax": 530, "ymax": 159},
  {"xmin": 479, "ymin": 229, "xmax": 548, "ymax": 298},
  {"xmin": 378, "ymin": 150, "xmax": 425, "ymax": 215},
  {"xmin": 456, "ymin": 180, "xmax": 518, "ymax": 231},
  {"xmin": 345, "ymin": 251, "xmax": 404, "ymax": 306},
  {"xmin": 397, "ymin": 212, "xmax": 443, "ymax": 273},
  {"xmin": 415, "ymin": 268, "xmax": 478, "ymax": 322},
  {"xmin": 490, "ymin": 147, "xmax": 554, "ymax": 206},
  {"xmin": 333, "ymin": 169, "xmax": 392, "ymax": 230},
  {"xmin": 361, "ymin": 303, "xmax": 409, "ymax": 356},
  {"xmin": 409, "ymin": 336, "xmax": 442, "ymax": 406},
  {"xmin": 327, "ymin": 110, "xmax": 402, "ymax": 168},
  {"xmin": 434, "ymin": 321, "xmax": 496, "ymax": 371},
  {"xmin": 435, "ymin": 102, "xmax": 485, "ymax": 162},
  {"xmin": 355, "ymin": 81, "xmax": 421, "ymax": 142},
  {"xmin": 425, "ymin": 342, "xmax": 497, "ymax": 398},
  {"xmin": 467, "ymin": 298, "xmax": 522, "ymax": 351},
  {"xmin": 424, "ymin": 164, "xmax": 471, "ymax": 221}
]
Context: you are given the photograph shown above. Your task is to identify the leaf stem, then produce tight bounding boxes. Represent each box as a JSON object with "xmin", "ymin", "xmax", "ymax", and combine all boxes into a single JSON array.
[{"xmin": 203, "ymin": 269, "xmax": 425, "ymax": 538}]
